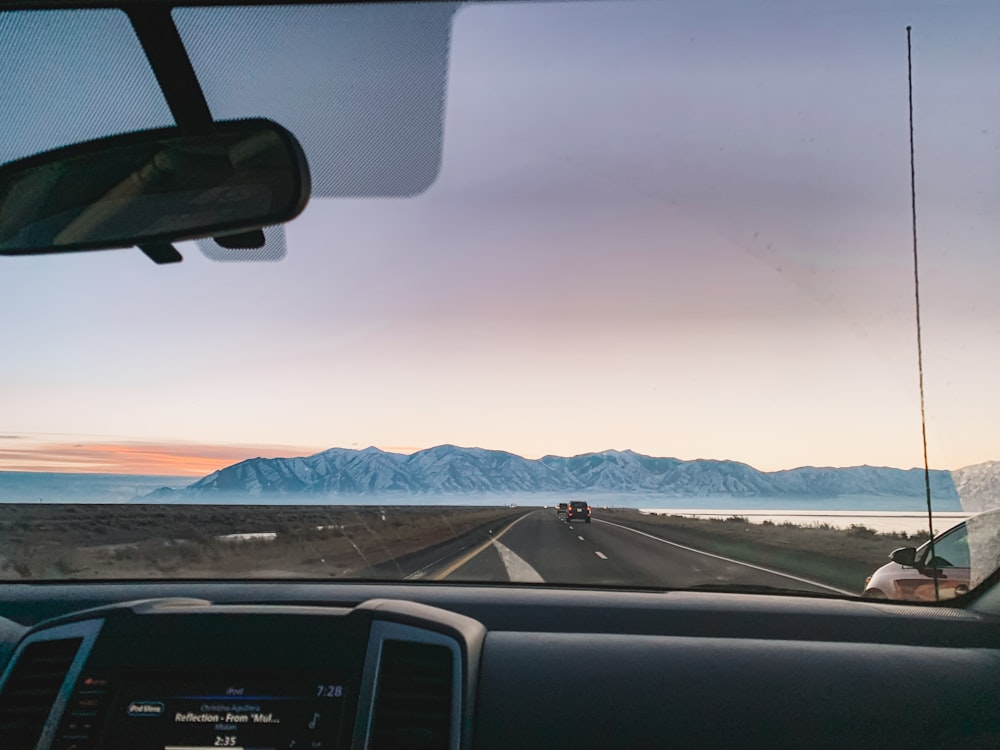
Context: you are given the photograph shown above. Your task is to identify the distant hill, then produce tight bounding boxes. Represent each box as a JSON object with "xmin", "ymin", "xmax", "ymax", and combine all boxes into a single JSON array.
[
  {"xmin": 144, "ymin": 445, "xmax": 977, "ymax": 503},
  {"xmin": 0, "ymin": 472, "xmax": 190, "ymax": 504}
]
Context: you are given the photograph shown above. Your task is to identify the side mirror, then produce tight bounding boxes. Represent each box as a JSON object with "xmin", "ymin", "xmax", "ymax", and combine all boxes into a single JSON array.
[
  {"xmin": 890, "ymin": 547, "xmax": 918, "ymax": 567},
  {"xmin": 0, "ymin": 118, "xmax": 309, "ymax": 256}
]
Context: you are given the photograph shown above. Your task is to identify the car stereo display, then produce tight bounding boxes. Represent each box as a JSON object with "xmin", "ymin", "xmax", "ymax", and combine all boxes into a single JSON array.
[{"xmin": 105, "ymin": 676, "xmax": 348, "ymax": 750}]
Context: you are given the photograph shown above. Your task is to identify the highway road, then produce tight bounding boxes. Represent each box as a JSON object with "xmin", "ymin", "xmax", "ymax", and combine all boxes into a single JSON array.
[{"xmin": 429, "ymin": 509, "xmax": 851, "ymax": 595}]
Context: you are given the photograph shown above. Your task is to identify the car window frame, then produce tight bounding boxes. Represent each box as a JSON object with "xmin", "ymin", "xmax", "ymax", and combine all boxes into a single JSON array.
[{"xmin": 920, "ymin": 523, "xmax": 970, "ymax": 570}]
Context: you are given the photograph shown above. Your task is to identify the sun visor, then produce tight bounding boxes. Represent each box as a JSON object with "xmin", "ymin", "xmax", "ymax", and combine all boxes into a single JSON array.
[{"xmin": 174, "ymin": 3, "xmax": 458, "ymax": 200}]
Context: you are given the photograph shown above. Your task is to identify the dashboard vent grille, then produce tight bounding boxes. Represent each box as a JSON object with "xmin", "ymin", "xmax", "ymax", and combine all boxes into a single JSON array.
[
  {"xmin": 370, "ymin": 639, "xmax": 453, "ymax": 750},
  {"xmin": 0, "ymin": 637, "xmax": 82, "ymax": 750},
  {"xmin": 54, "ymin": 673, "xmax": 112, "ymax": 750}
]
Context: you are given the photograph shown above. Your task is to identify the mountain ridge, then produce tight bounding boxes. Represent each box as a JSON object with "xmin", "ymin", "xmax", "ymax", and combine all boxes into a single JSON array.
[{"xmin": 141, "ymin": 445, "xmax": 998, "ymax": 505}]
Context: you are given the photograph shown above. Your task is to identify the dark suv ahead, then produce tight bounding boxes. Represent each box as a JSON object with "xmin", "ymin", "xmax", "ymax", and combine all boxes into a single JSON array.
[
  {"xmin": 556, "ymin": 503, "xmax": 568, "ymax": 516},
  {"xmin": 567, "ymin": 501, "xmax": 591, "ymax": 523}
]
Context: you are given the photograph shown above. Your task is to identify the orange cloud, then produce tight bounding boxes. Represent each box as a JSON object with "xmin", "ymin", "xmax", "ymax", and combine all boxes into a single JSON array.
[{"xmin": 0, "ymin": 439, "xmax": 326, "ymax": 477}]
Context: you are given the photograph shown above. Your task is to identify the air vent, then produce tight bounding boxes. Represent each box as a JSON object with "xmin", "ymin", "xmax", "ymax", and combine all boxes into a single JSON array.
[
  {"xmin": 370, "ymin": 639, "xmax": 453, "ymax": 750},
  {"xmin": 0, "ymin": 637, "xmax": 82, "ymax": 750},
  {"xmin": 53, "ymin": 673, "xmax": 112, "ymax": 750}
]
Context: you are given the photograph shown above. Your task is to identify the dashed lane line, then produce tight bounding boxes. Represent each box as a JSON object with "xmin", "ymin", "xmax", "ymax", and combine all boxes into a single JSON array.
[{"xmin": 595, "ymin": 551, "xmax": 608, "ymax": 560}]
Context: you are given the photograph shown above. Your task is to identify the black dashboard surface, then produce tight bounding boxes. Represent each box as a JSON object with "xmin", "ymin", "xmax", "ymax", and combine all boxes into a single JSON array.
[
  {"xmin": 0, "ymin": 583, "xmax": 998, "ymax": 750},
  {"xmin": 0, "ymin": 581, "xmax": 997, "ymax": 644}
]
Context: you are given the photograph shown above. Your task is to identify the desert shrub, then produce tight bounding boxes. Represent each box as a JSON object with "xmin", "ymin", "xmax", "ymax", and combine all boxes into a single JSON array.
[
  {"xmin": 12, "ymin": 560, "xmax": 32, "ymax": 579},
  {"xmin": 2, "ymin": 552, "xmax": 33, "ymax": 579},
  {"xmin": 112, "ymin": 546, "xmax": 138, "ymax": 562},
  {"xmin": 53, "ymin": 554, "xmax": 79, "ymax": 577},
  {"xmin": 847, "ymin": 524, "xmax": 877, "ymax": 539},
  {"xmin": 173, "ymin": 542, "xmax": 204, "ymax": 564}
]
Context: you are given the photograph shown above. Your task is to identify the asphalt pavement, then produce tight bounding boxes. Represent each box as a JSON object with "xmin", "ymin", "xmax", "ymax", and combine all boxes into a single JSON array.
[{"xmin": 433, "ymin": 509, "xmax": 847, "ymax": 595}]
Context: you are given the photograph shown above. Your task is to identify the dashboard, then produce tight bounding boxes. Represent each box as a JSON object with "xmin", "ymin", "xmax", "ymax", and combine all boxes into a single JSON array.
[{"xmin": 0, "ymin": 582, "xmax": 999, "ymax": 750}]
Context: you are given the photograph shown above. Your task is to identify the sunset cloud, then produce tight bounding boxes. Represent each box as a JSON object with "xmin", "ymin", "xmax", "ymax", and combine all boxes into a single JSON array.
[{"xmin": 0, "ymin": 438, "xmax": 326, "ymax": 476}]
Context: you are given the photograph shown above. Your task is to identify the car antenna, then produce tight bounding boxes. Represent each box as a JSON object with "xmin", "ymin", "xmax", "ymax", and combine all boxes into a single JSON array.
[{"xmin": 906, "ymin": 25, "xmax": 938, "ymax": 601}]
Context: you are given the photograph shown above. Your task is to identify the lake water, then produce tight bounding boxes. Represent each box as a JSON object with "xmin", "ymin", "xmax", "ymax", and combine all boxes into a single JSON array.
[
  {"xmin": 624, "ymin": 493, "xmax": 963, "ymax": 512},
  {"xmin": 640, "ymin": 508, "xmax": 972, "ymax": 535}
]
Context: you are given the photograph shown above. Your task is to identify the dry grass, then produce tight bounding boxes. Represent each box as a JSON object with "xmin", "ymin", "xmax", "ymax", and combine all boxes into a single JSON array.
[
  {"xmin": 599, "ymin": 509, "xmax": 927, "ymax": 593},
  {"xmin": 0, "ymin": 504, "xmax": 520, "ymax": 580}
]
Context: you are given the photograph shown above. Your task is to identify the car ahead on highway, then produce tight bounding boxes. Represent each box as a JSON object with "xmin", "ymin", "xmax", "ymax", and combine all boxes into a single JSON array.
[
  {"xmin": 557, "ymin": 503, "xmax": 568, "ymax": 516},
  {"xmin": 566, "ymin": 501, "xmax": 591, "ymax": 523},
  {"xmin": 2, "ymin": 2, "xmax": 1000, "ymax": 750}
]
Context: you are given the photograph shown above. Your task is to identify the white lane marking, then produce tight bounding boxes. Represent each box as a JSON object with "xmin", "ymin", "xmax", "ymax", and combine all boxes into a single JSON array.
[
  {"xmin": 431, "ymin": 512, "xmax": 532, "ymax": 580},
  {"xmin": 595, "ymin": 551, "xmax": 608, "ymax": 560},
  {"xmin": 493, "ymin": 539, "xmax": 545, "ymax": 582},
  {"xmin": 594, "ymin": 519, "xmax": 854, "ymax": 596},
  {"xmin": 568, "ymin": 525, "xmax": 574, "ymax": 530},
  {"xmin": 578, "ymin": 536, "xmax": 585, "ymax": 541}
]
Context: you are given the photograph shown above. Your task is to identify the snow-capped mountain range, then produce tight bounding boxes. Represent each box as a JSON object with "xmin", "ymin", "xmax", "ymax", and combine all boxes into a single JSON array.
[{"xmin": 144, "ymin": 445, "xmax": 984, "ymax": 502}]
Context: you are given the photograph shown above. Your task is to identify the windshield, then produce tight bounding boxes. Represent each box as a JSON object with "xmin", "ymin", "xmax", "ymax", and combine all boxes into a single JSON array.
[{"xmin": 1, "ymin": 0, "xmax": 999, "ymax": 601}]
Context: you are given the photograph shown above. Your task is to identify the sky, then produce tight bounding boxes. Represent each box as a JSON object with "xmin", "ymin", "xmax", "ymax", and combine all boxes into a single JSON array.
[{"xmin": 0, "ymin": 0, "xmax": 999, "ymax": 477}]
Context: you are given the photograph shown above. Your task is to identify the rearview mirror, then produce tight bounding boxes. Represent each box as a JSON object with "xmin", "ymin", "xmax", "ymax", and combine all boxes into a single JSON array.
[
  {"xmin": 0, "ymin": 119, "xmax": 309, "ymax": 256},
  {"xmin": 890, "ymin": 547, "xmax": 918, "ymax": 567}
]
